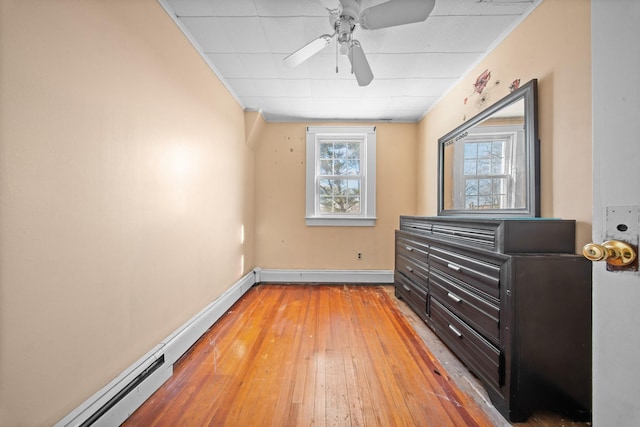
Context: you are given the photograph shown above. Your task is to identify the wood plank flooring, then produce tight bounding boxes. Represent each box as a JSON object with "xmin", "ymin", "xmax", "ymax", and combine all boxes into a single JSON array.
[{"xmin": 123, "ymin": 285, "xmax": 494, "ymax": 426}]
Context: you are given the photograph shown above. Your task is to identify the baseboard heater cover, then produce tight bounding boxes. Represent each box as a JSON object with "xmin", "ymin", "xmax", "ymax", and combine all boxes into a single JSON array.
[
  {"xmin": 78, "ymin": 355, "xmax": 166, "ymax": 427},
  {"xmin": 55, "ymin": 270, "xmax": 257, "ymax": 427},
  {"xmin": 55, "ymin": 268, "xmax": 392, "ymax": 426}
]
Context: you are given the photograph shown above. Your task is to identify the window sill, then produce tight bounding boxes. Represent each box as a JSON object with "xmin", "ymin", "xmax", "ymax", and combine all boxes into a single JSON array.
[{"xmin": 305, "ymin": 217, "xmax": 377, "ymax": 227}]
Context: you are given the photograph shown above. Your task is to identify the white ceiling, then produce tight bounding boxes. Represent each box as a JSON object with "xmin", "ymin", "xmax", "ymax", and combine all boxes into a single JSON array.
[{"xmin": 159, "ymin": 0, "xmax": 540, "ymax": 122}]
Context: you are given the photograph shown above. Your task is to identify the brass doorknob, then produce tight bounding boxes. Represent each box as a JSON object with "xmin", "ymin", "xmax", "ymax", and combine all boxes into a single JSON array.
[{"xmin": 583, "ymin": 240, "xmax": 637, "ymax": 266}]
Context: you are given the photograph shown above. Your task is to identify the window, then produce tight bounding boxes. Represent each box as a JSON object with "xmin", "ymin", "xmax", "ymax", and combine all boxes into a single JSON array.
[
  {"xmin": 453, "ymin": 125, "xmax": 524, "ymax": 210},
  {"xmin": 463, "ymin": 138, "xmax": 510, "ymax": 209},
  {"xmin": 306, "ymin": 126, "xmax": 376, "ymax": 226}
]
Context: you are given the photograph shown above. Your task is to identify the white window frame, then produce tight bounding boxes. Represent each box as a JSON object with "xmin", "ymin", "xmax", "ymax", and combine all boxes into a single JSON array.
[
  {"xmin": 453, "ymin": 125, "xmax": 524, "ymax": 210},
  {"xmin": 305, "ymin": 126, "xmax": 376, "ymax": 226}
]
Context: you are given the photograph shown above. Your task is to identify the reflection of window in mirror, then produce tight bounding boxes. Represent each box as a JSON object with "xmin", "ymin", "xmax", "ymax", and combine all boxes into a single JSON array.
[
  {"xmin": 452, "ymin": 123, "xmax": 525, "ymax": 210},
  {"xmin": 463, "ymin": 136, "xmax": 511, "ymax": 209}
]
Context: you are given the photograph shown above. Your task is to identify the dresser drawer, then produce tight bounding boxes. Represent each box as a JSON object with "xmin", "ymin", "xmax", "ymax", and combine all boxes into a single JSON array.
[
  {"xmin": 429, "ymin": 246, "xmax": 501, "ymax": 299},
  {"xmin": 396, "ymin": 231, "xmax": 430, "ymax": 265},
  {"xmin": 395, "ymin": 254, "xmax": 429, "ymax": 290},
  {"xmin": 395, "ymin": 272, "xmax": 428, "ymax": 319},
  {"xmin": 431, "ymin": 299, "xmax": 501, "ymax": 390},
  {"xmin": 430, "ymin": 268, "xmax": 500, "ymax": 344}
]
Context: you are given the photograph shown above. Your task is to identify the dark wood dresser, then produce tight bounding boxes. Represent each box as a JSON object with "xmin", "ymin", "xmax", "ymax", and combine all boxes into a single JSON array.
[{"xmin": 394, "ymin": 216, "xmax": 592, "ymax": 422}]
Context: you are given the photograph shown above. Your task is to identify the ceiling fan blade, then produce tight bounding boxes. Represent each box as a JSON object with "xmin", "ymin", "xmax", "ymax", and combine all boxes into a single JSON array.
[
  {"xmin": 318, "ymin": 0, "xmax": 342, "ymax": 13},
  {"xmin": 360, "ymin": 0, "xmax": 435, "ymax": 30},
  {"xmin": 283, "ymin": 34, "xmax": 333, "ymax": 68},
  {"xmin": 348, "ymin": 41, "xmax": 373, "ymax": 86}
]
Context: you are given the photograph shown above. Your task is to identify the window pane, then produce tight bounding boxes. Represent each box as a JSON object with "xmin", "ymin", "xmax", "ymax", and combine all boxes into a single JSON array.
[
  {"xmin": 347, "ymin": 143, "xmax": 361, "ymax": 159},
  {"xmin": 320, "ymin": 159, "xmax": 333, "ymax": 175},
  {"xmin": 478, "ymin": 196, "xmax": 494, "ymax": 209},
  {"xmin": 465, "ymin": 179, "xmax": 479, "ymax": 196},
  {"xmin": 478, "ymin": 179, "xmax": 492, "ymax": 195},
  {"xmin": 491, "ymin": 160, "xmax": 505, "ymax": 174},
  {"xmin": 320, "ymin": 142, "xmax": 333, "ymax": 159},
  {"xmin": 491, "ymin": 141, "xmax": 504, "ymax": 156},
  {"xmin": 464, "ymin": 143, "xmax": 477, "ymax": 158},
  {"xmin": 477, "ymin": 159, "xmax": 491, "ymax": 174},
  {"xmin": 464, "ymin": 160, "xmax": 477, "ymax": 175},
  {"xmin": 333, "ymin": 159, "xmax": 347, "ymax": 174},
  {"xmin": 318, "ymin": 178, "xmax": 361, "ymax": 213},
  {"xmin": 477, "ymin": 142, "xmax": 492, "ymax": 158},
  {"xmin": 346, "ymin": 160, "xmax": 360, "ymax": 175},
  {"xmin": 465, "ymin": 195, "xmax": 478, "ymax": 209},
  {"xmin": 334, "ymin": 143, "xmax": 347, "ymax": 159}
]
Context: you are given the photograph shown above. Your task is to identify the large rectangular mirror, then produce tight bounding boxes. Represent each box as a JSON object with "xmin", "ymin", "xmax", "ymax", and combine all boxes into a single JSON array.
[{"xmin": 438, "ymin": 79, "xmax": 539, "ymax": 217}]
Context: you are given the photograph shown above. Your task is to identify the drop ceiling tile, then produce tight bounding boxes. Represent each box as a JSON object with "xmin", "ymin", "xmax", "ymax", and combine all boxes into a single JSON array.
[
  {"xmin": 419, "ymin": 15, "xmax": 519, "ymax": 52},
  {"xmin": 215, "ymin": 17, "xmax": 271, "ymax": 53},
  {"xmin": 310, "ymin": 79, "xmax": 367, "ymax": 98},
  {"xmin": 264, "ymin": 97, "xmax": 314, "ymax": 113},
  {"xmin": 252, "ymin": 78, "xmax": 312, "ymax": 98},
  {"xmin": 362, "ymin": 79, "xmax": 415, "ymax": 97},
  {"xmin": 206, "ymin": 53, "xmax": 249, "ymax": 78},
  {"xmin": 400, "ymin": 78, "xmax": 459, "ymax": 97},
  {"xmin": 386, "ymin": 96, "xmax": 439, "ymax": 111},
  {"xmin": 166, "ymin": 0, "xmax": 258, "ymax": 17},
  {"xmin": 225, "ymin": 78, "xmax": 259, "ymax": 97},
  {"xmin": 261, "ymin": 16, "xmax": 332, "ymax": 53},
  {"xmin": 180, "ymin": 17, "xmax": 233, "ymax": 52},
  {"xmin": 236, "ymin": 54, "xmax": 280, "ymax": 79},
  {"xmin": 369, "ymin": 21, "xmax": 435, "ymax": 53},
  {"xmin": 254, "ymin": 0, "xmax": 327, "ymax": 17},
  {"xmin": 433, "ymin": 0, "xmax": 533, "ymax": 16},
  {"xmin": 412, "ymin": 53, "xmax": 482, "ymax": 78},
  {"xmin": 313, "ymin": 97, "xmax": 366, "ymax": 113}
]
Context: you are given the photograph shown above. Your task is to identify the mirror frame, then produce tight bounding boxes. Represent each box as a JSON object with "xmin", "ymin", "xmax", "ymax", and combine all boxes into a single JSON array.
[{"xmin": 437, "ymin": 78, "xmax": 539, "ymax": 217}]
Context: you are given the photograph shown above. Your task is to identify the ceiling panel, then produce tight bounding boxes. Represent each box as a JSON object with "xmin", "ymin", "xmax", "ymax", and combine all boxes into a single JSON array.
[
  {"xmin": 159, "ymin": 0, "xmax": 540, "ymax": 122},
  {"xmin": 166, "ymin": 0, "xmax": 259, "ymax": 16}
]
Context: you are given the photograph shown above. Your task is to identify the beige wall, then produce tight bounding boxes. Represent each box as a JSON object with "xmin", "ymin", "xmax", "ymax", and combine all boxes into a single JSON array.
[
  {"xmin": 0, "ymin": 1, "xmax": 254, "ymax": 425},
  {"xmin": 255, "ymin": 122, "xmax": 417, "ymax": 270},
  {"xmin": 417, "ymin": 0, "xmax": 592, "ymax": 250}
]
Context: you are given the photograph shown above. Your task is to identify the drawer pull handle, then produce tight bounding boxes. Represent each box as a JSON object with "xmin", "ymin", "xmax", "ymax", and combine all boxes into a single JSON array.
[
  {"xmin": 448, "ymin": 324, "xmax": 463, "ymax": 338},
  {"xmin": 405, "ymin": 246, "xmax": 413, "ymax": 251},
  {"xmin": 405, "ymin": 266, "xmax": 414, "ymax": 273},
  {"xmin": 447, "ymin": 263, "xmax": 461, "ymax": 272},
  {"xmin": 403, "ymin": 285, "xmax": 411, "ymax": 292},
  {"xmin": 447, "ymin": 292, "xmax": 462, "ymax": 303}
]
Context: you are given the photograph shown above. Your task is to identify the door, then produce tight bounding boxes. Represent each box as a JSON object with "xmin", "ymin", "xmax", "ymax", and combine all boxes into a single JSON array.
[{"xmin": 591, "ymin": 1, "xmax": 640, "ymax": 424}]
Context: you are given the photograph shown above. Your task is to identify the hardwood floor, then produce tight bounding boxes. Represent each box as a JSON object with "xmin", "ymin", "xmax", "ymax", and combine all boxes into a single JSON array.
[
  {"xmin": 124, "ymin": 285, "xmax": 493, "ymax": 426},
  {"xmin": 123, "ymin": 285, "xmax": 591, "ymax": 427}
]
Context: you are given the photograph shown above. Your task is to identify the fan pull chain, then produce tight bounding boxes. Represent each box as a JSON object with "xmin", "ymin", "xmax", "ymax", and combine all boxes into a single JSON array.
[
  {"xmin": 349, "ymin": 43, "xmax": 353, "ymax": 74},
  {"xmin": 335, "ymin": 41, "xmax": 339, "ymax": 73}
]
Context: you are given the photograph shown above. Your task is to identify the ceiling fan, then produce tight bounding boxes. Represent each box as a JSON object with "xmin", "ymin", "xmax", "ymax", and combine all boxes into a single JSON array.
[{"xmin": 283, "ymin": 0, "xmax": 436, "ymax": 86}]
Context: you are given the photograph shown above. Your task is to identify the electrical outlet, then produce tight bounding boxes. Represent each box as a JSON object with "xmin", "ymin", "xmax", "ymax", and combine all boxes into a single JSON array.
[{"xmin": 357, "ymin": 252, "xmax": 363, "ymax": 260}]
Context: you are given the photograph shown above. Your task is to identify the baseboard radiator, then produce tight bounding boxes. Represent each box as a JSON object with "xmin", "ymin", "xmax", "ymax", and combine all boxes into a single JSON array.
[
  {"xmin": 55, "ymin": 269, "xmax": 392, "ymax": 426},
  {"xmin": 55, "ymin": 270, "xmax": 257, "ymax": 427}
]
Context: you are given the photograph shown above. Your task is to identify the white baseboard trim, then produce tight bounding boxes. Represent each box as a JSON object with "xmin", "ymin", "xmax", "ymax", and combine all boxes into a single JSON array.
[
  {"xmin": 256, "ymin": 269, "xmax": 394, "ymax": 284},
  {"xmin": 55, "ymin": 270, "xmax": 258, "ymax": 427},
  {"xmin": 55, "ymin": 268, "xmax": 393, "ymax": 426}
]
